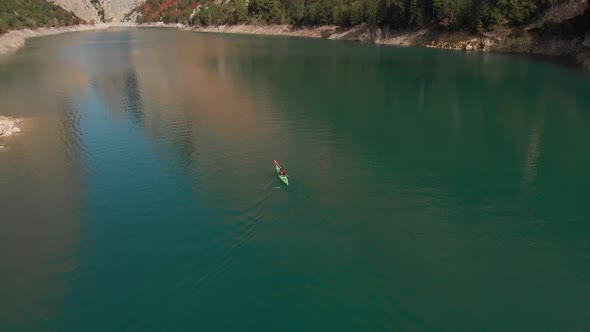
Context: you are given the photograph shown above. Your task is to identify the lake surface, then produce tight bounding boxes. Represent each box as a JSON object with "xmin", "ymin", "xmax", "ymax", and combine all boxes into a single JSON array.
[{"xmin": 1, "ymin": 28, "xmax": 589, "ymax": 331}]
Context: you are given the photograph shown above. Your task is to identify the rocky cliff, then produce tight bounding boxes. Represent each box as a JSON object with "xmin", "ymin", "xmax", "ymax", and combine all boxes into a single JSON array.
[
  {"xmin": 524, "ymin": 0, "xmax": 590, "ymax": 70},
  {"xmin": 49, "ymin": 0, "xmax": 101, "ymax": 23},
  {"xmin": 49, "ymin": 0, "xmax": 146, "ymax": 23},
  {"xmin": 102, "ymin": 0, "xmax": 146, "ymax": 22},
  {"xmin": 526, "ymin": 0, "xmax": 589, "ymax": 31}
]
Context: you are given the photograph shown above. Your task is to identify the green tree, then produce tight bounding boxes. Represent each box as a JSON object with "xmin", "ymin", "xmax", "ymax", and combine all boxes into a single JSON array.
[
  {"xmin": 498, "ymin": 0, "xmax": 537, "ymax": 24},
  {"xmin": 333, "ymin": 4, "xmax": 351, "ymax": 26},
  {"xmin": 365, "ymin": 0, "xmax": 378, "ymax": 25},
  {"xmin": 198, "ymin": 4, "xmax": 223, "ymax": 25},
  {"xmin": 233, "ymin": 0, "xmax": 249, "ymax": 23},
  {"xmin": 249, "ymin": 0, "xmax": 282, "ymax": 22},
  {"xmin": 25, "ymin": 18, "xmax": 37, "ymax": 29},
  {"xmin": 0, "ymin": 20, "xmax": 8, "ymax": 34},
  {"xmin": 13, "ymin": 19, "xmax": 24, "ymax": 30},
  {"xmin": 475, "ymin": 19, "xmax": 484, "ymax": 32},
  {"xmin": 221, "ymin": 3, "xmax": 234, "ymax": 23},
  {"xmin": 286, "ymin": 0, "xmax": 305, "ymax": 23},
  {"xmin": 433, "ymin": 0, "xmax": 457, "ymax": 27},
  {"xmin": 350, "ymin": 1, "xmax": 364, "ymax": 25},
  {"xmin": 0, "ymin": 0, "xmax": 562, "ymax": 33},
  {"xmin": 407, "ymin": 0, "xmax": 423, "ymax": 27},
  {"xmin": 0, "ymin": 0, "xmax": 84, "ymax": 32},
  {"xmin": 269, "ymin": 0, "xmax": 284, "ymax": 23}
]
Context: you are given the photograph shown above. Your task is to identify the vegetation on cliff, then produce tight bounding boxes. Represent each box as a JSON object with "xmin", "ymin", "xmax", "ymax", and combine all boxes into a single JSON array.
[
  {"xmin": 0, "ymin": 0, "xmax": 84, "ymax": 33},
  {"xmin": 133, "ymin": 0, "xmax": 200, "ymax": 25},
  {"xmin": 135, "ymin": 0, "xmax": 561, "ymax": 32}
]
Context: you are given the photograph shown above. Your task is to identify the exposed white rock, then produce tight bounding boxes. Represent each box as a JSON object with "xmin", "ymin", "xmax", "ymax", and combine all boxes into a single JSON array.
[
  {"xmin": 103, "ymin": 0, "xmax": 147, "ymax": 23},
  {"xmin": 123, "ymin": 10, "xmax": 141, "ymax": 23},
  {"xmin": 49, "ymin": 0, "xmax": 101, "ymax": 23},
  {"xmin": 0, "ymin": 116, "xmax": 22, "ymax": 138},
  {"xmin": 189, "ymin": 9, "xmax": 197, "ymax": 22},
  {"xmin": 48, "ymin": 0, "xmax": 148, "ymax": 23},
  {"xmin": 482, "ymin": 38, "xmax": 494, "ymax": 51}
]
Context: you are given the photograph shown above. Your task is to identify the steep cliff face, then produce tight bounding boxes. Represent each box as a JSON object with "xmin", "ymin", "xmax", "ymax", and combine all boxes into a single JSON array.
[
  {"xmin": 49, "ymin": 0, "xmax": 146, "ymax": 23},
  {"xmin": 49, "ymin": 0, "xmax": 100, "ymax": 23},
  {"xmin": 102, "ymin": 0, "xmax": 146, "ymax": 22},
  {"xmin": 526, "ymin": 0, "xmax": 589, "ymax": 31},
  {"xmin": 524, "ymin": 1, "xmax": 590, "ymax": 69}
]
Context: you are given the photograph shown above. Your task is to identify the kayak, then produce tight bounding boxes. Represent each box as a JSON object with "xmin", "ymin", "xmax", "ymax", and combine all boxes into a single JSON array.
[{"xmin": 274, "ymin": 160, "xmax": 289, "ymax": 186}]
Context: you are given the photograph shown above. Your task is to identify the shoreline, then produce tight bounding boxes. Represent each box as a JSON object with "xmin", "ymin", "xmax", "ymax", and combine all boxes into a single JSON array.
[
  {"xmin": 0, "ymin": 24, "xmax": 111, "ymax": 55},
  {"xmin": 0, "ymin": 23, "xmax": 184, "ymax": 56},
  {"xmin": 0, "ymin": 22, "xmax": 586, "ymax": 138},
  {"xmin": 1, "ymin": 22, "xmax": 588, "ymax": 72},
  {"xmin": 188, "ymin": 24, "xmax": 590, "ymax": 72}
]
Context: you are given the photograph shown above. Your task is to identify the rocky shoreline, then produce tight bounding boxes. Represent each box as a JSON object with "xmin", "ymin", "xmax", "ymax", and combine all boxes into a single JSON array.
[
  {"xmin": 0, "ymin": 22, "xmax": 588, "ymax": 71},
  {"xmin": 189, "ymin": 24, "xmax": 590, "ymax": 72},
  {"xmin": 0, "ymin": 116, "xmax": 22, "ymax": 138},
  {"xmin": 0, "ymin": 22, "xmax": 190, "ymax": 56},
  {"xmin": 0, "ymin": 24, "xmax": 113, "ymax": 55}
]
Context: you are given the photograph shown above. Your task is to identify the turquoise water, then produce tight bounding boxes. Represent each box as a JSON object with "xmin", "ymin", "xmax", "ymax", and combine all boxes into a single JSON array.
[{"xmin": 1, "ymin": 28, "xmax": 590, "ymax": 331}]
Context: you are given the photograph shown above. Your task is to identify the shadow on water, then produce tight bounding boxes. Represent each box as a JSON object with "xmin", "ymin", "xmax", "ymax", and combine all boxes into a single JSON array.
[{"xmin": 0, "ymin": 78, "xmax": 86, "ymax": 331}]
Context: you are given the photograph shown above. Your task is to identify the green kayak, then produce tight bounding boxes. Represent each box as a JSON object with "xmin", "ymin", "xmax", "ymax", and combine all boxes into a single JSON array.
[{"xmin": 274, "ymin": 160, "xmax": 289, "ymax": 186}]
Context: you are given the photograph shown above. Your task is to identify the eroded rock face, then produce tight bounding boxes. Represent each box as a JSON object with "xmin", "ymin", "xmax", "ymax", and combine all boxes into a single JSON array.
[
  {"xmin": 49, "ymin": 0, "xmax": 148, "ymax": 23},
  {"xmin": 49, "ymin": 0, "xmax": 101, "ymax": 23},
  {"xmin": 103, "ymin": 0, "xmax": 146, "ymax": 23},
  {"xmin": 426, "ymin": 37, "xmax": 497, "ymax": 52},
  {"xmin": 0, "ymin": 116, "xmax": 22, "ymax": 138},
  {"xmin": 526, "ymin": 0, "xmax": 588, "ymax": 30},
  {"xmin": 584, "ymin": 30, "xmax": 590, "ymax": 48}
]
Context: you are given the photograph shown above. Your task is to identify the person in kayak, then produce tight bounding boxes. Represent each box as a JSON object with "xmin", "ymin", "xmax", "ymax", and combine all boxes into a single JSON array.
[{"xmin": 279, "ymin": 168, "xmax": 286, "ymax": 176}]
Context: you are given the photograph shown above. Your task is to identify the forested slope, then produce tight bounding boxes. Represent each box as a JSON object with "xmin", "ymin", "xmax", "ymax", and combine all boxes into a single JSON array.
[
  {"xmin": 0, "ymin": 0, "xmax": 84, "ymax": 33},
  {"xmin": 135, "ymin": 0, "xmax": 563, "ymax": 33}
]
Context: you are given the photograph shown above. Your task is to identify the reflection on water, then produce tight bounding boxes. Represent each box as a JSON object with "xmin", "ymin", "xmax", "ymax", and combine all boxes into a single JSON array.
[
  {"xmin": 0, "ymin": 86, "xmax": 85, "ymax": 331},
  {"xmin": 0, "ymin": 28, "xmax": 590, "ymax": 331}
]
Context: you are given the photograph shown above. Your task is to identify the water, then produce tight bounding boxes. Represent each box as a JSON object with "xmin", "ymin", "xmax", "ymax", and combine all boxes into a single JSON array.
[{"xmin": 1, "ymin": 28, "xmax": 590, "ymax": 331}]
